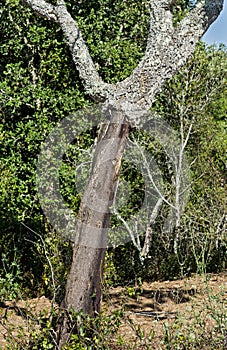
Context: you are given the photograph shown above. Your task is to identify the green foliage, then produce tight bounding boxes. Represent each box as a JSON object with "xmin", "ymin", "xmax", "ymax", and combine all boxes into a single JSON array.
[
  {"xmin": 73, "ymin": 0, "xmax": 149, "ymax": 83},
  {"xmin": 62, "ymin": 310, "xmax": 123, "ymax": 350},
  {"xmin": 162, "ymin": 284, "xmax": 226, "ymax": 350},
  {"xmin": 152, "ymin": 42, "xmax": 227, "ymax": 274},
  {"xmin": 0, "ymin": 254, "xmax": 22, "ymax": 302}
]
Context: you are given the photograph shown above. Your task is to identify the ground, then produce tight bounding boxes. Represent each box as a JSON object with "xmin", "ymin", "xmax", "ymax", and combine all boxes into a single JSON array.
[
  {"xmin": 0, "ymin": 272, "xmax": 226, "ymax": 349},
  {"xmin": 105, "ymin": 272, "xmax": 226, "ymax": 349}
]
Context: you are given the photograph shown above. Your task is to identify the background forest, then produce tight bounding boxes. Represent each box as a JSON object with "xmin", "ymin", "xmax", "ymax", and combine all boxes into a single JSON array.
[{"xmin": 0, "ymin": 0, "xmax": 226, "ymax": 349}]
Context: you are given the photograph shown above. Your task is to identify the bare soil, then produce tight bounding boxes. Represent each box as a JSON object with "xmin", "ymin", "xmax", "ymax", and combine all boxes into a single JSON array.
[
  {"xmin": 0, "ymin": 272, "xmax": 226, "ymax": 349},
  {"xmin": 105, "ymin": 272, "xmax": 227, "ymax": 349}
]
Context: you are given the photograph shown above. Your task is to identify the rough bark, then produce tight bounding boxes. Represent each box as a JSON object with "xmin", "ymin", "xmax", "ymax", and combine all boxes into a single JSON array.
[{"xmin": 22, "ymin": 0, "xmax": 224, "ymax": 108}]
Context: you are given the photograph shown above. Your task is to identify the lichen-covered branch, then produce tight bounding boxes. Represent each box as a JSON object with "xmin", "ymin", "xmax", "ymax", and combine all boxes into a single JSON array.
[
  {"xmin": 21, "ymin": 0, "xmax": 58, "ymax": 22},
  {"xmin": 173, "ymin": 1, "xmax": 224, "ymax": 66},
  {"xmin": 147, "ymin": 1, "xmax": 174, "ymax": 45},
  {"xmin": 22, "ymin": 0, "xmax": 112, "ymax": 101},
  {"xmin": 114, "ymin": 0, "xmax": 224, "ymax": 112},
  {"xmin": 179, "ymin": 0, "xmax": 224, "ymax": 36},
  {"xmin": 55, "ymin": 0, "xmax": 112, "ymax": 101}
]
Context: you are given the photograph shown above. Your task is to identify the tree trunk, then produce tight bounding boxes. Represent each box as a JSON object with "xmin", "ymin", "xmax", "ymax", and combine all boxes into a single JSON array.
[
  {"xmin": 20, "ymin": 2, "xmax": 225, "ymax": 348},
  {"xmin": 58, "ymin": 106, "xmax": 130, "ymax": 347}
]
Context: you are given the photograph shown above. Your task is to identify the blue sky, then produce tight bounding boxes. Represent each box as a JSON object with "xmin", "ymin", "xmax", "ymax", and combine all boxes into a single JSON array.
[{"xmin": 202, "ymin": 0, "xmax": 227, "ymax": 46}]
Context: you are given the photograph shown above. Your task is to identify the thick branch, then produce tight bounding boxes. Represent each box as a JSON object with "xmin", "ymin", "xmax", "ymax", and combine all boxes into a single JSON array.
[
  {"xmin": 114, "ymin": 0, "xmax": 224, "ymax": 112},
  {"xmin": 22, "ymin": 0, "xmax": 112, "ymax": 100},
  {"xmin": 21, "ymin": 0, "xmax": 57, "ymax": 21},
  {"xmin": 146, "ymin": 0, "xmax": 174, "ymax": 48},
  {"xmin": 171, "ymin": 1, "xmax": 224, "ymax": 69},
  {"xmin": 112, "ymin": 0, "xmax": 175, "ymax": 110},
  {"xmin": 178, "ymin": 0, "xmax": 224, "ymax": 38},
  {"xmin": 55, "ymin": 0, "xmax": 112, "ymax": 100}
]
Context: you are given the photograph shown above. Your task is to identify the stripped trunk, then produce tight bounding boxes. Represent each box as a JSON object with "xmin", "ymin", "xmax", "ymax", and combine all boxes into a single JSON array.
[{"xmin": 58, "ymin": 106, "xmax": 129, "ymax": 347}]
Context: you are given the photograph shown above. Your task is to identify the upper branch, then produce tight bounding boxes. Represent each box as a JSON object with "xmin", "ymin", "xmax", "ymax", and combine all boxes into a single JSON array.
[
  {"xmin": 113, "ymin": 0, "xmax": 224, "ymax": 111},
  {"xmin": 22, "ymin": 0, "xmax": 112, "ymax": 101},
  {"xmin": 176, "ymin": 0, "xmax": 224, "ymax": 46},
  {"xmin": 21, "ymin": 0, "xmax": 58, "ymax": 22},
  {"xmin": 146, "ymin": 0, "xmax": 174, "ymax": 49}
]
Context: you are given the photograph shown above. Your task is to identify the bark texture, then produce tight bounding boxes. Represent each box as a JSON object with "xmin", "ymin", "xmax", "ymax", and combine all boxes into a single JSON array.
[{"xmin": 22, "ymin": 0, "xmax": 224, "ymax": 109}]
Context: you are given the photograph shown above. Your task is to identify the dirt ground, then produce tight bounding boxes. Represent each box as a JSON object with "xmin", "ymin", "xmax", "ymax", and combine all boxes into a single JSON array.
[
  {"xmin": 0, "ymin": 272, "xmax": 226, "ymax": 349},
  {"xmin": 105, "ymin": 272, "xmax": 227, "ymax": 349}
]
